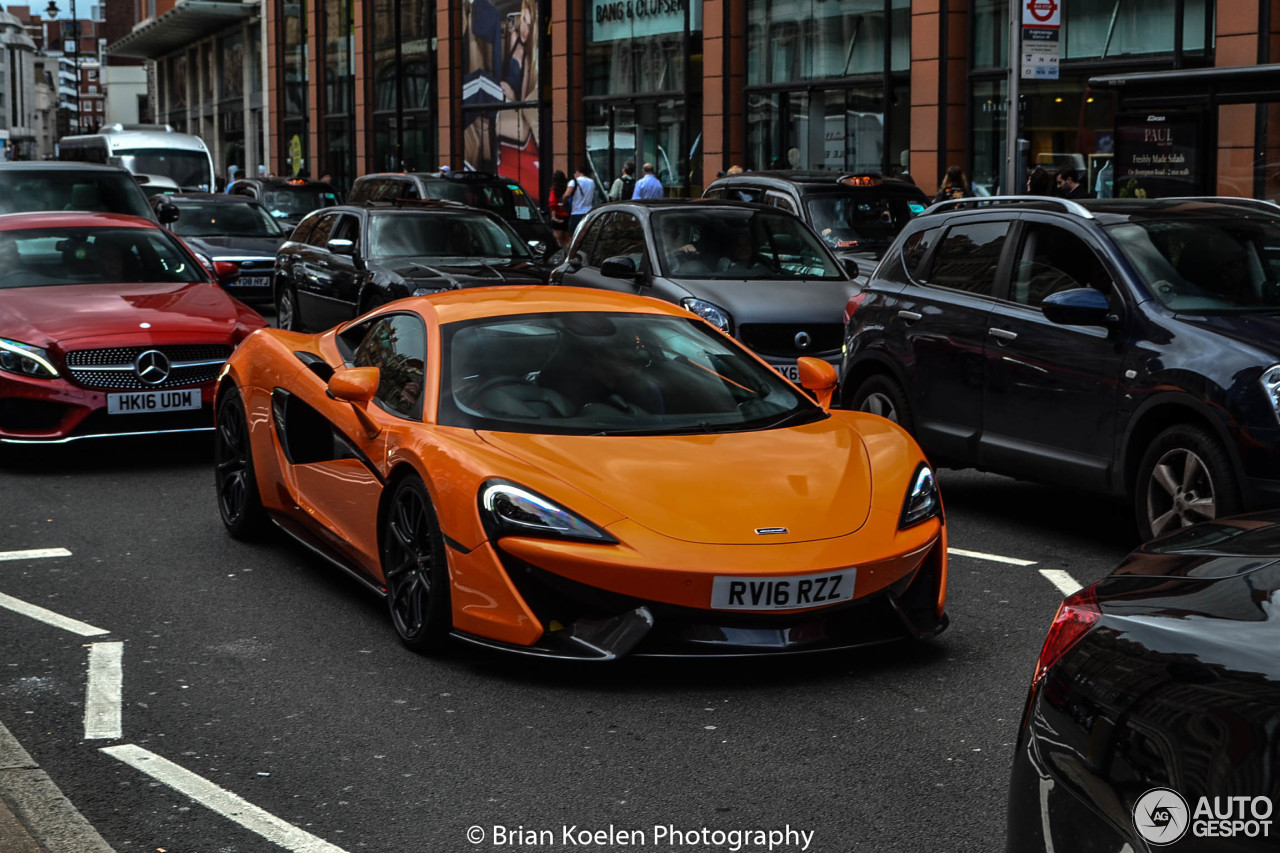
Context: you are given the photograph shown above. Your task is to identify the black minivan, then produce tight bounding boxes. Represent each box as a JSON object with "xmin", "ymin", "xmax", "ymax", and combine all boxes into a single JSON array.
[{"xmin": 841, "ymin": 195, "xmax": 1280, "ymax": 540}]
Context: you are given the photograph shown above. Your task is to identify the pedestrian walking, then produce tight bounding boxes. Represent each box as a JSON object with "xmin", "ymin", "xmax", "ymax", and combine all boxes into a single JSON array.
[
  {"xmin": 1056, "ymin": 167, "xmax": 1088, "ymax": 199},
  {"xmin": 548, "ymin": 169, "xmax": 571, "ymax": 249},
  {"xmin": 633, "ymin": 162, "xmax": 664, "ymax": 199},
  {"xmin": 563, "ymin": 165, "xmax": 596, "ymax": 232},
  {"xmin": 609, "ymin": 161, "xmax": 636, "ymax": 201},
  {"xmin": 932, "ymin": 165, "xmax": 973, "ymax": 203}
]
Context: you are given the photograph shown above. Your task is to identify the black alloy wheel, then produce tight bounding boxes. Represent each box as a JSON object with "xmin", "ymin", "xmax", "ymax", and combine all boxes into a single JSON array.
[
  {"xmin": 214, "ymin": 387, "xmax": 269, "ymax": 540},
  {"xmin": 275, "ymin": 281, "xmax": 302, "ymax": 331},
  {"xmin": 851, "ymin": 374, "xmax": 915, "ymax": 433},
  {"xmin": 382, "ymin": 476, "xmax": 452, "ymax": 652},
  {"xmin": 1136, "ymin": 424, "xmax": 1239, "ymax": 541}
]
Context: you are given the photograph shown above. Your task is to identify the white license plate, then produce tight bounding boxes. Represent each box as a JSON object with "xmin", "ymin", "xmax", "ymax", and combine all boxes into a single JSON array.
[
  {"xmin": 107, "ymin": 389, "xmax": 202, "ymax": 415},
  {"xmin": 710, "ymin": 568, "xmax": 857, "ymax": 611},
  {"xmin": 237, "ymin": 276, "xmax": 271, "ymax": 288},
  {"xmin": 776, "ymin": 364, "xmax": 800, "ymax": 381}
]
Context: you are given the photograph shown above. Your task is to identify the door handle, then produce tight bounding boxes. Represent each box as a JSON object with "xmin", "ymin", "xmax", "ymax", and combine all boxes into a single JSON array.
[
  {"xmin": 897, "ymin": 310, "xmax": 922, "ymax": 321},
  {"xmin": 988, "ymin": 328, "xmax": 1018, "ymax": 342}
]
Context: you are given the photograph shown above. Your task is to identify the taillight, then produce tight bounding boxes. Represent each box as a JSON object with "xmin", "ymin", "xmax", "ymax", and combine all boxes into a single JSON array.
[
  {"xmin": 843, "ymin": 292, "xmax": 868, "ymax": 326},
  {"xmin": 1032, "ymin": 583, "xmax": 1101, "ymax": 685}
]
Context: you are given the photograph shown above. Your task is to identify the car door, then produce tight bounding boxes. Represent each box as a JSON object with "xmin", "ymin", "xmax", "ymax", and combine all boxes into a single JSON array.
[
  {"xmin": 553, "ymin": 212, "xmax": 610, "ymax": 286},
  {"xmin": 979, "ymin": 217, "xmax": 1127, "ymax": 491},
  {"xmin": 890, "ymin": 218, "xmax": 1014, "ymax": 462},
  {"xmin": 293, "ymin": 211, "xmax": 340, "ymax": 327},
  {"xmin": 319, "ymin": 212, "xmax": 364, "ymax": 326}
]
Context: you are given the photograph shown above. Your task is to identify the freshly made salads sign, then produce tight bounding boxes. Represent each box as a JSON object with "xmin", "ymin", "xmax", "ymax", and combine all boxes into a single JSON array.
[{"xmin": 1113, "ymin": 111, "xmax": 1203, "ymax": 198}]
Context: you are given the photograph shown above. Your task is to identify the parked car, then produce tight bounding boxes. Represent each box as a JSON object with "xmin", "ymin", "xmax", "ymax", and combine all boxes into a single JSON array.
[
  {"xmin": 226, "ymin": 176, "xmax": 340, "ymax": 231},
  {"xmin": 841, "ymin": 195, "xmax": 1280, "ymax": 540},
  {"xmin": 213, "ymin": 285, "xmax": 947, "ymax": 657},
  {"xmin": 1008, "ymin": 511, "xmax": 1280, "ymax": 851},
  {"xmin": 158, "ymin": 193, "xmax": 289, "ymax": 305},
  {"xmin": 550, "ymin": 199, "xmax": 861, "ymax": 381},
  {"xmin": 273, "ymin": 200, "xmax": 551, "ymax": 332},
  {"xmin": 0, "ymin": 162, "xmax": 177, "ymax": 224},
  {"xmin": 0, "ymin": 211, "xmax": 263, "ymax": 445},
  {"xmin": 703, "ymin": 170, "xmax": 929, "ymax": 271},
  {"xmin": 347, "ymin": 170, "xmax": 555, "ymax": 253}
]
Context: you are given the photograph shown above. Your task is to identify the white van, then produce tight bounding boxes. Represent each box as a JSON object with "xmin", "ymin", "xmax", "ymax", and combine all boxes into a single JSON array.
[{"xmin": 59, "ymin": 124, "xmax": 215, "ymax": 192}]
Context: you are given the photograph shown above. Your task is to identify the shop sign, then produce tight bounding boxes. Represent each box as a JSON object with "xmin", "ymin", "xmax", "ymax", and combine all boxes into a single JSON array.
[
  {"xmin": 590, "ymin": 0, "xmax": 702, "ymax": 42},
  {"xmin": 1020, "ymin": 0, "xmax": 1060, "ymax": 80},
  {"xmin": 1113, "ymin": 112, "xmax": 1202, "ymax": 198}
]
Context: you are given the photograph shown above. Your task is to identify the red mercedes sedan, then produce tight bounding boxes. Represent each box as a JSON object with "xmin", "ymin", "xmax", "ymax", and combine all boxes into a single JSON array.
[{"xmin": 0, "ymin": 212, "xmax": 265, "ymax": 445}]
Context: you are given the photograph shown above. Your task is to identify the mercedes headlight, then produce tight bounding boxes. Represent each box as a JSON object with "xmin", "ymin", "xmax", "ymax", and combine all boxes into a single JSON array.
[
  {"xmin": 0, "ymin": 338, "xmax": 58, "ymax": 379},
  {"xmin": 1261, "ymin": 365, "xmax": 1280, "ymax": 423},
  {"xmin": 681, "ymin": 298, "xmax": 733, "ymax": 334},
  {"xmin": 479, "ymin": 480, "xmax": 618, "ymax": 544},
  {"xmin": 900, "ymin": 464, "xmax": 941, "ymax": 528}
]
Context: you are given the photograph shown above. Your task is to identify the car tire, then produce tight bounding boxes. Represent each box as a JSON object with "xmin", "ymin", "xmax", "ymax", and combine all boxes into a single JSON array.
[
  {"xmin": 275, "ymin": 281, "xmax": 302, "ymax": 331},
  {"xmin": 214, "ymin": 387, "xmax": 269, "ymax": 540},
  {"xmin": 382, "ymin": 475, "xmax": 452, "ymax": 653},
  {"xmin": 850, "ymin": 374, "xmax": 915, "ymax": 433},
  {"xmin": 1135, "ymin": 423, "xmax": 1239, "ymax": 541}
]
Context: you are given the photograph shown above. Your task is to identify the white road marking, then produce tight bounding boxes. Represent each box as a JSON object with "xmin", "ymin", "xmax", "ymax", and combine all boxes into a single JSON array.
[
  {"xmin": 0, "ymin": 547, "xmax": 73, "ymax": 561},
  {"xmin": 948, "ymin": 547, "xmax": 1037, "ymax": 566},
  {"xmin": 101, "ymin": 745, "xmax": 350, "ymax": 853},
  {"xmin": 1039, "ymin": 569, "xmax": 1084, "ymax": 597},
  {"xmin": 0, "ymin": 590, "xmax": 108, "ymax": 636},
  {"xmin": 85, "ymin": 642, "xmax": 123, "ymax": 740}
]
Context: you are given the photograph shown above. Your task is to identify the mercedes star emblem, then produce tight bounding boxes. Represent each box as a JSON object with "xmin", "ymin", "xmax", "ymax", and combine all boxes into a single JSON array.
[
  {"xmin": 134, "ymin": 350, "xmax": 172, "ymax": 386},
  {"xmin": 794, "ymin": 331, "xmax": 812, "ymax": 350}
]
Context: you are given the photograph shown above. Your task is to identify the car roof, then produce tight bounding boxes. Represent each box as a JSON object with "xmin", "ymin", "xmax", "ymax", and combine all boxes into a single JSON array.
[
  {"xmin": 918, "ymin": 195, "xmax": 1280, "ymax": 226},
  {"xmin": 0, "ymin": 162, "xmax": 133, "ymax": 174},
  {"xmin": 243, "ymin": 178, "xmax": 337, "ymax": 190},
  {"xmin": 599, "ymin": 198, "xmax": 794, "ymax": 214},
  {"xmin": 341, "ymin": 199, "xmax": 495, "ymax": 215},
  {"xmin": 166, "ymin": 192, "xmax": 266, "ymax": 204},
  {"xmin": 369, "ymin": 285, "xmax": 694, "ymax": 327},
  {"xmin": 709, "ymin": 170, "xmax": 925, "ymax": 193},
  {"xmin": 0, "ymin": 211, "xmax": 160, "ymax": 230}
]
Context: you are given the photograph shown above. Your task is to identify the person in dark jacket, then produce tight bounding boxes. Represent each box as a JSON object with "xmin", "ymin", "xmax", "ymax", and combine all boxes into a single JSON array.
[
  {"xmin": 1056, "ymin": 167, "xmax": 1088, "ymax": 199},
  {"xmin": 932, "ymin": 165, "xmax": 973, "ymax": 203}
]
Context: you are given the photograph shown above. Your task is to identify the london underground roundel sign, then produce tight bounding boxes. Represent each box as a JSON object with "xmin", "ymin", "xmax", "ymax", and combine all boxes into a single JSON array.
[{"xmin": 1025, "ymin": 0, "xmax": 1060, "ymax": 25}]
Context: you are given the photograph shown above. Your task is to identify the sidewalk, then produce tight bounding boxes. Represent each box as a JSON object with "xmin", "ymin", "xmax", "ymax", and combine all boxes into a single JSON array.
[{"xmin": 0, "ymin": 721, "xmax": 115, "ymax": 852}]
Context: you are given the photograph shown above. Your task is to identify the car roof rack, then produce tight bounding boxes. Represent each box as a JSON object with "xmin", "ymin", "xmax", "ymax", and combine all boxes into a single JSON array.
[
  {"xmin": 1160, "ymin": 196, "xmax": 1280, "ymax": 213},
  {"xmin": 924, "ymin": 195, "xmax": 1095, "ymax": 219}
]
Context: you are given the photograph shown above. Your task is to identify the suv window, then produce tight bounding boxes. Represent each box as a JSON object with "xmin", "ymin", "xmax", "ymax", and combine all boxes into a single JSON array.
[
  {"xmin": 925, "ymin": 221, "xmax": 1010, "ymax": 296},
  {"xmin": 1012, "ymin": 223, "xmax": 1110, "ymax": 307},
  {"xmin": 307, "ymin": 212, "xmax": 340, "ymax": 246}
]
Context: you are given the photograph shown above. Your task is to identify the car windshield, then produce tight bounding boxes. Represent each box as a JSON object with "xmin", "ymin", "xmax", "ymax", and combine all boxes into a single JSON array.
[
  {"xmin": 170, "ymin": 201, "xmax": 284, "ymax": 238},
  {"xmin": 0, "ymin": 170, "xmax": 153, "ymax": 218},
  {"xmin": 439, "ymin": 312, "xmax": 820, "ymax": 435},
  {"xmin": 425, "ymin": 181, "xmax": 543, "ymax": 222},
  {"xmin": 805, "ymin": 193, "xmax": 927, "ymax": 255},
  {"xmin": 0, "ymin": 226, "xmax": 205, "ymax": 288},
  {"xmin": 115, "ymin": 150, "xmax": 212, "ymax": 191},
  {"xmin": 653, "ymin": 208, "xmax": 846, "ymax": 280},
  {"xmin": 261, "ymin": 186, "xmax": 339, "ymax": 218},
  {"xmin": 367, "ymin": 211, "xmax": 531, "ymax": 260},
  {"xmin": 1106, "ymin": 216, "xmax": 1280, "ymax": 312}
]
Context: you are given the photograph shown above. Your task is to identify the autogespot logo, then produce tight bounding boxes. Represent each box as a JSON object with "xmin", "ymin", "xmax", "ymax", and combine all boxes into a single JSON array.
[{"xmin": 1134, "ymin": 788, "xmax": 1190, "ymax": 846}]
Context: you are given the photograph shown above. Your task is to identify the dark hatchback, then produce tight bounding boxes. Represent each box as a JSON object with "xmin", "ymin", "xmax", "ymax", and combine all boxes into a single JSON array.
[
  {"xmin": 703, "ymin": 170, "xmax": 929, "ymax": 267},
  {"xmin": 842, "ymin": 196, "xmax": 1280, "ymax": 540},
  {"xmin": 273, "ymin": 201, "xmax": 551, "ymax": 331},
  {"xmin": 549, "ymin": 199, "xmax": 860, "ymax": 381},
  {"xmin": 1009, "ymin": 513, "xmax": 1280, "ymax": 851},
  {"xmin": 160, "ymin": 193, "xmax": 288, "ymax": 305}
]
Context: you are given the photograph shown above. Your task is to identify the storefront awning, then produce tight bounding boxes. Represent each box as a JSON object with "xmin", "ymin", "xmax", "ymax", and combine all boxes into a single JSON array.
[
  {"xmin": 105, "ymin": 0, "xmax": 257, "ymax": 59},
  {"xmin": 1089, "ymin": 64, "xmax": 1280, "ymax": 105}
]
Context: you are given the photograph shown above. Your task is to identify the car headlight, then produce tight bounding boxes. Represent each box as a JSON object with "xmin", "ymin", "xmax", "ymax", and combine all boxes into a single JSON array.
[
  {"xmin": 479, "ymin": 480, "xmax": 618, "ymax": 544},
  {"xmin": 900, "ymin": 463, "xmax": 941, "ymax": 529},
  {"xmin": 1261, "ymin": 365, "xmax": 1280, "ymax": 423},
  {"xmin": 0, "ymin": 338, "xmax": 58, "ymax": 379},
  {"xmin": 681, "ymin": 298, "xmax": 733, "ymax": 334}
]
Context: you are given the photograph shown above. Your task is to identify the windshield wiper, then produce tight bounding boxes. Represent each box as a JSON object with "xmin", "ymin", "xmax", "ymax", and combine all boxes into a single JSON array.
[{"xmin": 747, "ymin": 407, "xmax": 828, "ymax": 431}]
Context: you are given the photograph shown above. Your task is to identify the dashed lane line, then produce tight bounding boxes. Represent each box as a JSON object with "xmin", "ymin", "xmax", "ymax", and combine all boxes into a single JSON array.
[
  {"xmin": 0, "ymin": 591, "xmax": 108, "ymax": 637},
  {"xmin": 0, "ymin": 548, "xmax": 73, "ymax": 562},
  {"xmin": 948, "ymin": 547, "xmax": 1037, "ymax": 566},
  {"xmin": 948, "ymin": 547, "xmax": 1084, "ymax": 598},
  {"xmin": 1038, "ymin": 569, "xmax": 1084, "ymax": 597},
  {"xmin": 101, "ymin": 745, "xmax": 350, "ymax": 853},
  {"xmin": 84, "ymin": 642, "xmax": 123, "ymax": 741}
]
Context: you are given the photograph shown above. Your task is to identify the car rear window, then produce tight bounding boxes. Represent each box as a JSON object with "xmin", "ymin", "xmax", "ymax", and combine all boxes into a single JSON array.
[{"xmin": 0, "ymin": 170, "xmax": 153, "ymax": 219}]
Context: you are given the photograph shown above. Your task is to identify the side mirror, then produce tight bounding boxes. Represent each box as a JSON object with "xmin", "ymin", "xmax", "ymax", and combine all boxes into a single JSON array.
[
  {"xmin": 797, "ymin": 357, "xmax": 838, "ymax": 409},
  {"xmin": 600, "ymin": 255, "xmax": 638, "ymax": 279},
  {"xmin": 841, "ymin": 258, "xmax": 865, "ymax": 282},
  {"xmin": 328, "ymin": 366, "xmax": 379, "ymax": 403},
  {"xmin": 156, "ymin": 201, "xmax": 179, "ymax": 225},
  {"xmin": 1041, "ymin": 287, "xmax": 1113, "ymax": 327},
  {"xmin": 327, "ymin": 238, "xmax": 356, "ymax": 256},
  {"xmin": 212, "ymin": 260, "xmax": 240, "ymax": 285}
]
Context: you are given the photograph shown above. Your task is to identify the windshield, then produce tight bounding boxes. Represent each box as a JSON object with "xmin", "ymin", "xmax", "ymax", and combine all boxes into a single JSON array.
[
  {"xmin": 170, "ymin": 201, "xmax": 283, "ymax": 238},
  {"xmin": 0, "ymin": 226, "xmax": 206, "ymax": 288},
  {"xmin": 653, "ymin": 208, "xmax": 846, "ymax": 280},
  {"xmin": 1106, "ymin": 217, "xmax": 1280, "ymax": 312},
  {"xmin": 367, "ymin": 211, "xmax": 532, "ymax": 260},
  {"xmin": 425, "ymin": 181, "xmax": 543, "ymax": 222},
  {"xmin": 805, "ymin": 193, "xmax": 926, "ymax": 255},
  {"xmin": 116, "ymin": 150, "xmax": 213, "ymax": 191},
  {"xmin": 0, "ymin": 170, "xmax": 153, "ymax": 218},
  {"xmin": 261, "ymin": 186, "xmax": 339, "ymax": 219},
  {"xmin": 439, "ymin": 311, "xmax": 818, "ymax": 435}
]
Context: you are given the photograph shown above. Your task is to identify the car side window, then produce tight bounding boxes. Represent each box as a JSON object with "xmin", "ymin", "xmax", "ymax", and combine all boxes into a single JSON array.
[
  {"xmin": 572, "ymin": 214, "xmax": 608, "ymax": 265},
  {"xmin": 591, "ymin": 213, "xmax": 645, "ymax": 267},
  {"xmin": 291, "ymin": 213, "xmax": 320, "ymax": 244},
  {"xmin": 924, "ymin": 221, "xmax": 1010, "ymax": 296},
  {"xmin": 331, "ymin": 214, "xmax": 362, "ymax": 253},
  {"xmin": 765, "ymin": 191, "xmax": 797, "ymax": 214},
  {"xmin": 1012, "ymin": 223, "xmax": 1111, "ymax": 307},
  {"xmin": 901, "ymin": 226, "xmax": 942, "ymax": 281},
  {"xmin": 352, "ymin": 314, "xmax": 427, "ymax": 419},
  {"xmin": 703, "ymin": 187, "xmax": 724, "ymax": 199},
  {"xmin": 307, "ymin": 212, "xmax": 340, "ymax": 247},
  {"xmin": 398, "ymin": 180, "xmax": 420, "ymax": 201}
]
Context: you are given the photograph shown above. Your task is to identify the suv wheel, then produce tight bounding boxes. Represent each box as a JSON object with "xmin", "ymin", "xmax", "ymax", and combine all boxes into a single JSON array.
[
  {"xmin": 850, "ymin": 374, "xmax": 914, "ymax": 433},
  {"xmin": 276, "ymin": 281, "xmax": 301, "ymax": 331},
  {"xmin": 1135, "ymin": 424, "xmax": 1239, "ymax": 541}
]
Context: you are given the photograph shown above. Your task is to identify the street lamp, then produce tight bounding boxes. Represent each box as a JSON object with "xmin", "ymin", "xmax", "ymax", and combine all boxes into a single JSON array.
[{"xmin": 44, "ymin": 0, "xmax": 80, "ymax": 134}]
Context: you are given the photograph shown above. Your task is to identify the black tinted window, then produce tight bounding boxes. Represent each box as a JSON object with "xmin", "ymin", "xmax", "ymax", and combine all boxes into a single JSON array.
[
  {"xmin": 307, "ymin": 213, "xmax": 340, "ymax": 246},
  {"xmin": 572, "ymin": 214, "xmax": 608, "ymax": 261},
  {"xmin": 1012, "ymin": 224, "xmax": 1110, "ymax": 307},
  {"xmin": 902, "ymin": 226, "xmax": 942, "ymax": 280},
  {"xmin": 0, "ymin": 170, "xmax": 153, "ymax": 218},
  {"xmin": 925, "ymin": 221, "xmax": 1009, "ymax": 296},
  {"xmin": 589, "ymin": 213, "xmax": 646, "ymax": 267}
]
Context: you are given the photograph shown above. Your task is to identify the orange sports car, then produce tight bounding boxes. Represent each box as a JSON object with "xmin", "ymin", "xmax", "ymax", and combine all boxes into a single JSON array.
[{"xmin": 213, "ymin": 286, "xmax": 947, "ymax": 659}]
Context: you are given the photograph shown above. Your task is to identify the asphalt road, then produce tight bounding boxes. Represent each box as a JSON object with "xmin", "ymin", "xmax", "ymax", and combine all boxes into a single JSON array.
[{"xmin": 0, "ymin": 434, "xmax": 1137, "ymax": 853}]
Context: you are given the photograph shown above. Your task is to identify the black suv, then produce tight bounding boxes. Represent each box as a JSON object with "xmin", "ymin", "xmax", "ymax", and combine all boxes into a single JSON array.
[
  {"xmin": 347, "ymin": 170, "xmax": 555, "ymax": 252},
  {"xmin": 703, "ymin": 171, "xmax": 929, "ymax": 269},
  {"xmin": 841, "ymin": 196, "xmax": 1280, "ymax": 540}
]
